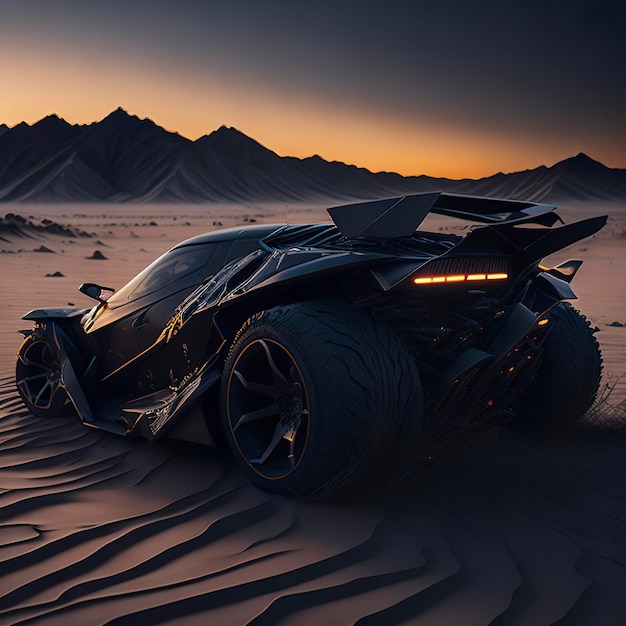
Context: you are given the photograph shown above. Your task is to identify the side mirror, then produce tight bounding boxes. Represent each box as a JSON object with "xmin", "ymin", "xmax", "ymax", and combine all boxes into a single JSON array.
[{"xmin": 79, "ymin": 283, "xmax": 116, "ymax": 303}]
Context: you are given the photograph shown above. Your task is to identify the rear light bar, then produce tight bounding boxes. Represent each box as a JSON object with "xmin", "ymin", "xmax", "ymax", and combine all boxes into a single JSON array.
[{"xmin": 414, "ymin": 273, "xmax": 508, "ymax": 285}]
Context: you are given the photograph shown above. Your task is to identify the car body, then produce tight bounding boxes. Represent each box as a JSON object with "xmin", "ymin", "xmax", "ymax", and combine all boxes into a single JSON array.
[{"xmin": 16, "ymin": 193, "xmax": 606, "ymax": 497}]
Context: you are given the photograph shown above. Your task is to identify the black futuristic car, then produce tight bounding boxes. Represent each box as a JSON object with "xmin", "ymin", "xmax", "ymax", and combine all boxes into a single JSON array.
[{"xmin": 16, "ymin": 193, "xmax": 606, "ymax": 498}]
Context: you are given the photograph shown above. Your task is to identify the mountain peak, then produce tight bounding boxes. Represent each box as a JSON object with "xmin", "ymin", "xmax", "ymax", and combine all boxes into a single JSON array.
[
  {"xmin": 573, "ymin": 152, "xmax": 599, "ymax": 164},
  {"xmin": 556, "ymin": 152, "xmax": 605, "ymax": 169},
  {"xmin": 100, "ymin": 107, "xmax": 136, "ymax": 124},
  {"xmin": 203, "ymin": 125, "xmax": 266, "ymax": 149},
  {"xmin": 33, "ymin": 113, "xmax": 71, "ymax": 129},
  {"xmin": 212, "ymin": 125, "xmax": 247, "ymax": 138},
  {"xmin": 95, "ymin": 108, "xmax": 166, "ymax": 135}
]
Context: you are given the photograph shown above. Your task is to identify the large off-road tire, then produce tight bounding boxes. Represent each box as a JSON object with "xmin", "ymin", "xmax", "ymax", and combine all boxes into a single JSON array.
[
  {"xmin": 509, "ymin": 302, "xmax": 602, "ymax": 430},
  {"xmin": 16, "ymin": 334, "xmax": 72, "ymax": 418},
  {"xmin": 220, "ymin": 300, "xmax": 423, "ymax": 499}
]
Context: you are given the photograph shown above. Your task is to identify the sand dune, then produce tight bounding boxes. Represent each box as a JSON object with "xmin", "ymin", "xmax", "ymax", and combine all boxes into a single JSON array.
[
  {"xmin": 1, "ymin": 371, "xmax": 625, "ymax": 625},
  {"xmin": 1, "ymin": 201, "xmax": 625, "ymax": 624}
]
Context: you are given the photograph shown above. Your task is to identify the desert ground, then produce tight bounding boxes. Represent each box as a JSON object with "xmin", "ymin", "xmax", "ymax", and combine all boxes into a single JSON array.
[{"xmin": 1, "ymin": 201, "xmax": 625, "ymax": 625}]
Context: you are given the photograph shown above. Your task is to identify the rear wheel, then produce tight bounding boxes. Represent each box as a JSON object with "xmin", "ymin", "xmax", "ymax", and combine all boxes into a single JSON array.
[
  {"xmin": 220, "ymin": 300, "xmax": 423, "ymax": 499},
  {"xmin": 509, "ymin": 302, "xmax": 602, "ymax": 430},
  {"xmin": 16, "ymin": 334, "xmax": 71, "ymax": 418}
]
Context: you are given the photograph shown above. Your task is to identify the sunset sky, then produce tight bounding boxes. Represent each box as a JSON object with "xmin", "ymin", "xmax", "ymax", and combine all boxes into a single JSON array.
[{"xmin": 2, "ymin": 0, "xmax": 624, "ymax": 178}]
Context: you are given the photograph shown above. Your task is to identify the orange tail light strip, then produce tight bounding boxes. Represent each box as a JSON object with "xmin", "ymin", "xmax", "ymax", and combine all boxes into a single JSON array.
[{"xmin": 414, "ymin": 272, "xmax": 509, "ymax": 285}]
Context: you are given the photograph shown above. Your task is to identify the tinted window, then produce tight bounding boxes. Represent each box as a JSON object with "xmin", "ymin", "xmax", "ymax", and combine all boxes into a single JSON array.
[{"xmin": 108, "ymin": 244, "xmax": 219, "ymax": 305}]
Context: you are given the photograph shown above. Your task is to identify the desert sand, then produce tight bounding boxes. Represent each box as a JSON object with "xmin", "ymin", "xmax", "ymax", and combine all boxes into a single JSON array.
[{"xmin": 1, "ymin": 201, "xmax": 625, "ymax": 625}]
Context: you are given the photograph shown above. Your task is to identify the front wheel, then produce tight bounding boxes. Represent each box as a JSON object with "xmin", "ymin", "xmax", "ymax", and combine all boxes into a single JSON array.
[
  {"xmin": 16, "ymin": 334, "xmax": 71, "ymax": 418},
  {"xmin": 509, "ymin": 302, "xmax": 602, "ymax": 430},
  {"xmin": 220, "ymin": 300, "xmax": 423, "ymax": 499}
]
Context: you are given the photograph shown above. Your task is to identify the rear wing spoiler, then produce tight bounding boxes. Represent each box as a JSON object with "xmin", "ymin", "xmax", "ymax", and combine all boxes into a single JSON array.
[{"xmin": 327, "ymin": 192, "xmax": 560, "ymax": 239}]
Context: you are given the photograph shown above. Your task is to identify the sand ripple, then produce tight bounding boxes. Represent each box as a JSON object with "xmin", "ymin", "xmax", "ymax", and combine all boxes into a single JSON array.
[{"xmin": 1, "ymin": 373, "xmax": 626, "ymax": 625}]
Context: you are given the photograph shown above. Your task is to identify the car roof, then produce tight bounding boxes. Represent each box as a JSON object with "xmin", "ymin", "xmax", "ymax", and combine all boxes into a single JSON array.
[{"xmin": 173, "ymin": 223, "xmax": 285, "ymax": 248}]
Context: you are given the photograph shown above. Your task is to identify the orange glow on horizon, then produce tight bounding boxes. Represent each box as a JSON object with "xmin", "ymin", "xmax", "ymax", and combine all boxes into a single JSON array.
[
  {"xmin": 2, "ymin": 101, "xmax": 589, "ymax": 179},
  {"xmin": 2, "ymin": 37, "xmax": 622, "ymax": 180}
]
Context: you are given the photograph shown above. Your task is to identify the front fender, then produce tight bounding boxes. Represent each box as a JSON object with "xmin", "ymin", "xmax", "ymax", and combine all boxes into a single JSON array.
[{"xmin": 23, "ymin": 308, "xmax": 88, "ymax": 321}]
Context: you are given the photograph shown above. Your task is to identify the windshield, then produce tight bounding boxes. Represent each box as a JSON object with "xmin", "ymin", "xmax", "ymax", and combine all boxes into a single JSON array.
[{"xmin": 107, "ymin": 244, "xmax": 219, "ymax": 306}]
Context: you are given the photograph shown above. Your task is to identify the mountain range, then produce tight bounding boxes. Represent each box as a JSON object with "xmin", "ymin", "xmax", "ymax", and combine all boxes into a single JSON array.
[{"xmin": 1, "ymin": 108, "xmax": 625, "ymax": 203}]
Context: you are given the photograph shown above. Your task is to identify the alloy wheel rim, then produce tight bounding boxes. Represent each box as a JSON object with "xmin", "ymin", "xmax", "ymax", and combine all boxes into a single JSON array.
[
  {"xmin": 16, "ymin": 339, "xmax": 62, "ymax": 411},
  {"xmin": 226, "ymin": 338, "xmax": 310, "ymax": 479}
]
